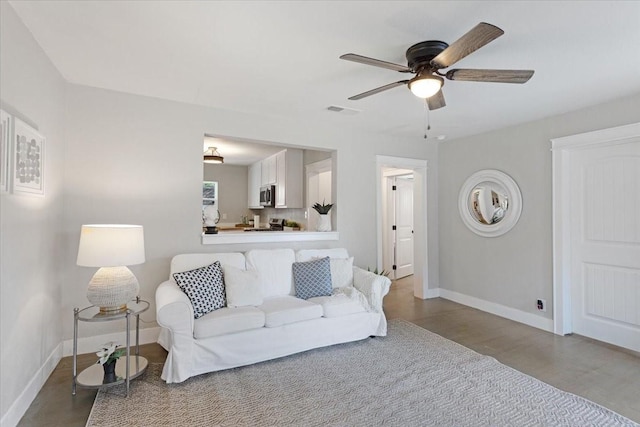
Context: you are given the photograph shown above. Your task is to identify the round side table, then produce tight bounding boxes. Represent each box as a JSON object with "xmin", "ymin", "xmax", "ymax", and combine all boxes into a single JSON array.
[{"xmin": 72, "ymin": 297, "xmax": 149, "ymax": 397}]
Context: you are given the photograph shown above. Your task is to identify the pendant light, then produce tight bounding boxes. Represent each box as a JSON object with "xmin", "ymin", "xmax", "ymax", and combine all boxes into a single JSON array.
[{"xmin": 203, "ymin": 146, "xmax": 224, "ymax": 164}]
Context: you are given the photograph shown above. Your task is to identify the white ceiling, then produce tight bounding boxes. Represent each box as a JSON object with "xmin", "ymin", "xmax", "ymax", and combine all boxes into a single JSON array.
[
  {"xmin": 203, "ymin": 135, "xmax": 297, "ymax": 165},
  {"xmin": 10, "ymin": 1, "xmax": 640, "ymax": 146}
]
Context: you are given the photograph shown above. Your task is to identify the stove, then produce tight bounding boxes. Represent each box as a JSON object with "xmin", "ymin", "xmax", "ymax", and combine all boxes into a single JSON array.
[{"xmin": 268, "ymin": 218, "xmax": 285, "ymax": 231}]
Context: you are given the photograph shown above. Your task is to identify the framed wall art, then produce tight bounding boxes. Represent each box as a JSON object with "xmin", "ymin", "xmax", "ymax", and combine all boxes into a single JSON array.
[
  {"xmin": 0, "ymin": 110, "xmax": 11, "ymax": 193},
  {"xmin": 12, "ymin": 117, "xmax": 45, "ymax": 196}
]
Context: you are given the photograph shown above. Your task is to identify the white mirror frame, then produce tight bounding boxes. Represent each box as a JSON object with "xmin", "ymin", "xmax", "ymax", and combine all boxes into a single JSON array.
[{"xmin": 458, "ymin": 169, "xmax": 522, "ymax": 237}]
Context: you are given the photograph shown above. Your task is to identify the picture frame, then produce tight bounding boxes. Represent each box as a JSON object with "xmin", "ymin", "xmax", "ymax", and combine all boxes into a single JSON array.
[
  {"xmin": 0, "ymin": 110, "xmax": 11, "ymax": 193},
  {"xmin": 202, "ymin": 181, "xmax": 217, "ymax": 205},
  {"xmin": 12, "ymin": 117, "xmax": 45, "ymax": 196}
]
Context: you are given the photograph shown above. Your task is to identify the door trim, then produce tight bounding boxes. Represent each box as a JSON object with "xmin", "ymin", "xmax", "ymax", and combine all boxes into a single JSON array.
[
  {"xmin": 551, "ymin": 122, "xmax": 640, "ymax": 335},
  {"xmin": 376, "ymin": 156, "xmax": 429, "ymax": 298}
]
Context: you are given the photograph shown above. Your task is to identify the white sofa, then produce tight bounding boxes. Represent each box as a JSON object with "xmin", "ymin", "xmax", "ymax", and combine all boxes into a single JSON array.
[{"xmin": 156, "ymin": 248, "xmax": 391, "ymax": 383}]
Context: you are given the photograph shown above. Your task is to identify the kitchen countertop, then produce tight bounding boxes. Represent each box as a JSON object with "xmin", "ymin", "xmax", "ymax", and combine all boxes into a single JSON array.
[{"xmin": 202, "ymin": 230, "xmax": 339, "ymax": 245}]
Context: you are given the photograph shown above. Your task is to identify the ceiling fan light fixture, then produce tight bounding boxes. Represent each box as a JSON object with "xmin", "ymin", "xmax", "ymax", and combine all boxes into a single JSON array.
[
  {"xmin": 408, "ymin": 74, "xmax": 444, "ymax": 99},
  {"xmin": 203, "ymin": 146, "xmax": 224, "ymax": 164}
]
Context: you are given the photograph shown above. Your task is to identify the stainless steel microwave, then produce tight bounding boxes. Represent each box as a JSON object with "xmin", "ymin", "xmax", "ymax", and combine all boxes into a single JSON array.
[{"xmin": 260, "ymin": 185, "xmax": 275, "ymax": 207}]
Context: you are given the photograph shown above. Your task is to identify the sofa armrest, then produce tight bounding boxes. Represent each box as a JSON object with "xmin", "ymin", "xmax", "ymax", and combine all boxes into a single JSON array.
[
  {"xmin": 156, "ymin": 280, "xmax": 197, "ymax": 383},
  {"xmin": 352, "ymin": 267, "xmax": 391, "ymax": 313},
  {"xmin": 156, "ymin": 280, "xmax": 194, "ymax": 337}
]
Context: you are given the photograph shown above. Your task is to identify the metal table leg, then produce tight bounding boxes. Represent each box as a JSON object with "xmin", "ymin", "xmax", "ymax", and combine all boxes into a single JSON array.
[
  {"xmin": 135, "ymin": 296, "xmax": 140, "ymax": 356},
  {"xmin": 126, "ymin": 310, "xmax": 130, "ymax": 397},
  {"xmin": 72, "ymin": 308, "xmax": 79, "ymax": 395}
]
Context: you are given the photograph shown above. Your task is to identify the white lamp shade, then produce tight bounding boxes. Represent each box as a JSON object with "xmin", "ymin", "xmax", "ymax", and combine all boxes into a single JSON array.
[{"xmin": 77, "ymin": 224, "xmax": 145, "ymax": 267}]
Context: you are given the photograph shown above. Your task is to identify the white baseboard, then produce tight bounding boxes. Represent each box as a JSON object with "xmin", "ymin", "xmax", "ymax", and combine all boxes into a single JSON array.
[
  {"xmin": 439, "ymin": 289, "xmax": 554, "ymax": 332},
  {"xmin": 62, "ymin": 326, "xmax": 161, "ymax": 356},
  {"xmin": 417, "ymin": 287, "xmax": 441, "ymax": 299},
  {"xmin": 1, "ymin": 343, "xmax": 62, "ymax": 427},
  {"xmin": 1, "ymin": 327, "xmax": 162, "ymax": 427}
]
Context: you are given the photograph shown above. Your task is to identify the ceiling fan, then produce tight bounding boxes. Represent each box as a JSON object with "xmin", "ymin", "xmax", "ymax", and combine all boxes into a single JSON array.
[{"xmin": 340, "ymin": 22, "xmax": 534, "ymax": 110}]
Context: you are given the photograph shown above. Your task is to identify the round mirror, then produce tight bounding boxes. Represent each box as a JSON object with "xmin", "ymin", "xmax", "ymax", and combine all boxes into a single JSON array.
[
  {"xmin": 469, "ymin": 181, "xmax": 509, "ymax": 225},
  {"xmin": 459, "ymin": 170, "xmax": 522, "ymax": 237}
]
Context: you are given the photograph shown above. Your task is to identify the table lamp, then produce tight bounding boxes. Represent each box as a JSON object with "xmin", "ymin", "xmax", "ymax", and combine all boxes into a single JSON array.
[{"xmin": 76, "ymin": 224, "xmax": 145, "ymax": 312}]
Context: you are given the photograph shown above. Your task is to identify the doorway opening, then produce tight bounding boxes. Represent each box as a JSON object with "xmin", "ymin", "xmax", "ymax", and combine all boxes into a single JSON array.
[
  {"xmin": 376, "ymin": 156, "xmax": 429, "ymax": 299},
  {"xmin": 382, "ymin": 169, "xmax": 414, "ymax": 280}
]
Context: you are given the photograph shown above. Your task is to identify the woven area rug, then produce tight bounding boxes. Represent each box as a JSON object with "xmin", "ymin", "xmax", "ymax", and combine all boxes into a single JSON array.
[{"xmin": 86, "ymin": 320, "xmax": 638, "ymax": 426}]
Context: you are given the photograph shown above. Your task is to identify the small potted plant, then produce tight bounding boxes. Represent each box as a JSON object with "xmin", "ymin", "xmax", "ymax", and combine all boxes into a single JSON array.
[
  {"xmin": 96, "ymin": 342, "xmax": 126, "ymax": 384},
  {"xmin": 284, "ymin": 220, "xmax": 301, "ymax": 231},
  {"xmin": 312, "ymin": 200, "xmax": 334, "ymax": 232},
  {"xmin": 367, "ymin": 267, "xmax": 391, "ymax": 277}
]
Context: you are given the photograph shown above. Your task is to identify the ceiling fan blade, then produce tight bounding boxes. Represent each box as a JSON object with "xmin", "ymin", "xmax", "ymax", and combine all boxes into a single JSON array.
[
  {"xmin": 427, "ymin": 90, "xmax": 446, "ymax": 110},
  {"xmin": 430, "ymin": 22, "xmax": 504, "ymax": 69},
  {"xmin": 445, "ymin": 69, "xmax": 534, "ymax": 83},
  {"xmin": 340, "ymin": 53, "xmax": 411, "ymax": 73},
  {"xmin": 348, "ymin": 80, "xmax": 409, "ymax": 100}
]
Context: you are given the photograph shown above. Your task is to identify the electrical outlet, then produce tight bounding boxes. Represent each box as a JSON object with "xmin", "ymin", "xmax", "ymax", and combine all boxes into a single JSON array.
[
  {"xmin": 222, "ymin": 213, "xmax": 227, "ymax": 220},
  {"xmin": 537, "ymin": 299, "xmax": 546, "ymax": 312}
]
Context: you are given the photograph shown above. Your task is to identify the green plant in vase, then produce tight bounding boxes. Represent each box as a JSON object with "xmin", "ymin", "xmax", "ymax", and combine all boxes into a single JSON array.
[
  {"xmin": 284, "ymin": 220, "xmax": 300, "ymax": 230},
  {"xmin": 367, "ymin": 267, "xmax": 391, "ymax": 277}
]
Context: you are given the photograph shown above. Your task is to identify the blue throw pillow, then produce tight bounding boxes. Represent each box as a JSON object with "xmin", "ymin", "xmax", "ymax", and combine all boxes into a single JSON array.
[
  {"xmin": 292, "ymin": 257, "xmax": 332, "ymax": 300},
  {"xmin": 173, "ymin": 261, "xmax": 226, "ymax": 318}
]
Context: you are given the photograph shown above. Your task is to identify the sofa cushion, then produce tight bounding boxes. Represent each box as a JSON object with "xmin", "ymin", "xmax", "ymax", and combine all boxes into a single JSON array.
[
  {"xmin": 258, "ymin": 296, "xmax": 323, "ymax": 327},
  {"xmin": 329, "ymin": 257, "xmax": 354, "ymax": 288},
  {"xmin": 223, "ymin": 265, "xmax": 263, "ymax": 307},
  {"xmin": 171, "ymin": 252, "xmax": 245, "ymax": 276},
  {"xmin": 172, "ymin": 261, "xmax": 226, "ymax": 319},
  {"xmin": 292, "ymin": 257, "xmax": 332, "ymax": 300},
  {"xmin": 245, "ymin": 249, "xmax": 295, "ymax": 298},
  {"xmin": 193, "ymin": 306, "xmax": 265, "ymax": 339},
  {"xmin": 296, "ymin": 248, "xmax": 349, "ymax": 262},
  {"xmin": 308, "ymin": 294, "xmax": 366, "ymax": 318}
]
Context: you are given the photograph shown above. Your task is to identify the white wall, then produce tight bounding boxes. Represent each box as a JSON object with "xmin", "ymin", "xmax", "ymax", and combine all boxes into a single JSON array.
[
  {"xmin": 62, "ymin": 83, "xmax": 440, "ymax": 341},
  {"xmin": 439, "ymin": 93, "xmax": 640, "ymax": 323},
  {"xmin": 0, "ymin": 2, "xmax": 66, "ymax": 425}
]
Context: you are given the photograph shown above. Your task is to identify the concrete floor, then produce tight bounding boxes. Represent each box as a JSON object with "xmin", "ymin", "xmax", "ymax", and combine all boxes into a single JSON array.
[{"xmin": 17, "ymin": 276, "xmax": 640, "ymax": 426}]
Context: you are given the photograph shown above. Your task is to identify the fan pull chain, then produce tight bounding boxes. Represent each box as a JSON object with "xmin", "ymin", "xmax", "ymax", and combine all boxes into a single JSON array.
[{"xmin": 423, "ymin": 100, "xmax": 431, "ymax": 139}]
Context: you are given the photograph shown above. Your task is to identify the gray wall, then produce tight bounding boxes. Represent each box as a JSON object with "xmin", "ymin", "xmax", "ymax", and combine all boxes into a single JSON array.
[
  {"xmin": 0, "ymin": 2, "xmax": 66, "ymax": 422},
  {"xmin": 439, "ymin": 93, "xmax": 640, "ymax": 320},
  {"xmin": 203, "ymin": 163, "xmax": 249, "ymax": 224},
  {"xmin": 61, "ymin": 83, "xmax": 440, "ymax": 341}
]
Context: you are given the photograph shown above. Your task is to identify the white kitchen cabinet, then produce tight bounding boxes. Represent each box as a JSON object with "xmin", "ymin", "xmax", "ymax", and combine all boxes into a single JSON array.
[
  {"xmin": 261, "ymin": 155, "xmax": 277, "ymax": 185},
  {"xmin": 275, "ymin": 149, "xmax": 303, "ymax": 208},
  {"xmin": 247, "ymin": 161, "xmax": 263, "ymax": 209}
]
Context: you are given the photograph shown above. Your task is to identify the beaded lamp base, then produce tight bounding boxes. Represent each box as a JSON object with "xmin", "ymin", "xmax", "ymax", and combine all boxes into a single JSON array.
[{"xmin": 87, "ymin": 266, "xmax": 139, "ymax": 312}]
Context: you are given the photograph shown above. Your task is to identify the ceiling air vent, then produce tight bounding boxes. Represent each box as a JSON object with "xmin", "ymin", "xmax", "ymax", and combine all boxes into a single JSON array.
[{"xmin": 326, "ymin": 105, "xmax": 361, "ymax": 115}]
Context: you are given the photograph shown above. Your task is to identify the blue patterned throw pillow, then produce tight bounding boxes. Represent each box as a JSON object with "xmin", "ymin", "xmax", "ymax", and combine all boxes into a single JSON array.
[
  {"xmin": 292, "ymin": 257, "xmax": 332, "ymax": 300},
  {"xmin": 173, "ymin": 261, "xmax": 226, "ymax": 318}
]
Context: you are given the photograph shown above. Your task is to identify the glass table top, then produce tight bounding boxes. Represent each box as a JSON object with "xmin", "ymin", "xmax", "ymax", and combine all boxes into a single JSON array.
[{"xmin": 76, "ymin": 299, "xmax": 150, "ymax": 322}]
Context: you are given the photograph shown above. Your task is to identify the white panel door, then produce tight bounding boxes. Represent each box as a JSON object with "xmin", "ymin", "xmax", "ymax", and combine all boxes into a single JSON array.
[
  {"xmin": 570, "ymin": 140, "xmax": 640, "ymax": 351},
  {"xmin": 394, "ymin": 177, "xmax": 414, "ymax": 279}
]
